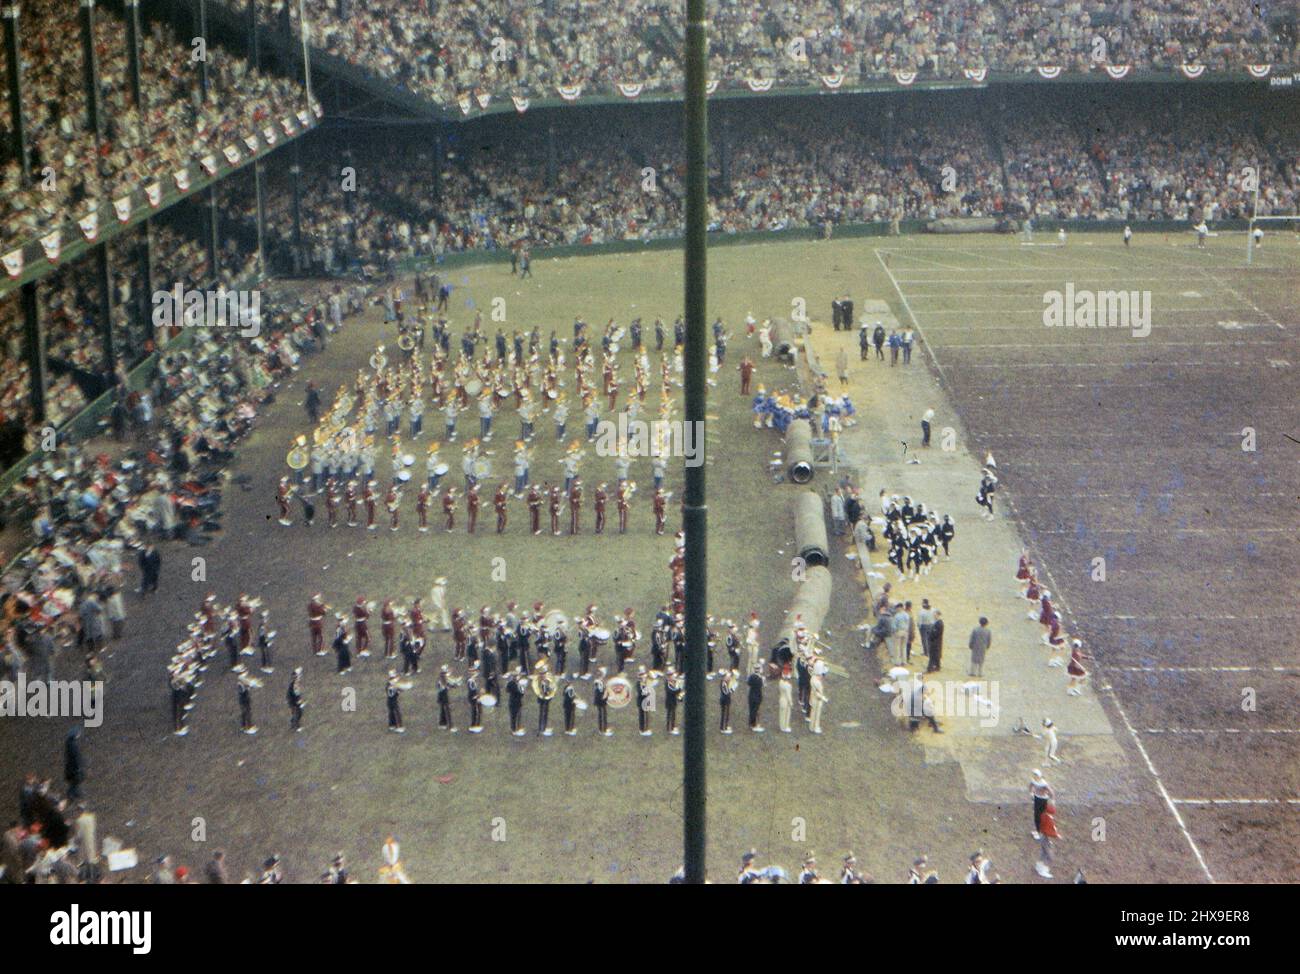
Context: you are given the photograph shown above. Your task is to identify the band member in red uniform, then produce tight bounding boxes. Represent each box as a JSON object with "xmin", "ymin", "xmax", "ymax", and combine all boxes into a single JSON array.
[
  {"xmin": 653, "ymin": 487, "xmax": 668, "ymax": 535},
  {"xmin": 738, "ymin": 355, "xmax": 755, "ymax": 395},
  {"xmin": 201, "ymin": 593, "xmax": 220, "ymax": 637},
  {"xmin": 353, "ymin": 597, "xmax": 372, "ymax": 657},
  {"xmin": 569, "ymin": 479, "xmax": 583, "ymax": 534},
  {"xmin": 381, "ymin": 600, "xmax": 397, "ymax": 658},
  {"xmin": 308, "ymin": 593, "xmax": 328, "ymax": 656},
  {"xmin": 236, "ymin": 594, "xmax": 254, "ymax": 650},
  {"xmin": 276, "ymin": 478, "xmax": 293, "ymax": 526},
  {"xmin": 325, "ymin": 478, "xmax": 339, "ymax": 527},
  {"xmin": 409, "ymin": 599, "xmax": 426, "ymax": 644},
  {"xmin": 451, "ymin": 609, "xmax": 468, "ymax": 661},
  {"xmin": 548, "ymin": 484, "xmax": 562, "ymax": 535},
  {"xmin": 607, "ymin": 378, "xmax": 619, "ymax": 412},
  {"xmin": 416, "ymin": 484, "xmax": 430, "ymax": 532},
  {"xmin": 593, "ymin": 483, "xmax": 608, "ymax": 534},
  {"xmin": 442, "ymin": 487, "xmax": 457, "ymax": 530},
  {"xmin": 527, "ymin": 484, "xmax": 542, "ymax": 534},
  {"xmin": 364, "ymin": 480, "xmax": 378, "ymax": 530},
  {"xmin": 345, "ymin": 480, "xmax": 359, "ymax": 526},
  {"xmin": 466, "ymin": 482, "xmax": 480, "ymax": 533},
  {"xmin": 617, "ymin": 482, "xmax": 632, "ymax": 534},
  {"xmin": 386, "ymin": 484, "xmax": 401, "ymax": 531},
  {"xmin": 494, "ymin": 484, "xmax": 509, "ymax": 533}
]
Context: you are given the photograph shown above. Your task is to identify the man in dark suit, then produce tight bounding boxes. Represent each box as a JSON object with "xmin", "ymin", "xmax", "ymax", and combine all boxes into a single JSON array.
[
  {"xmin": 927, "ymin": 611, "xmax": 945, "ymax": 672},
  {"xmin": 137, "ymin": 543, "xmax": 161, "ymax": 596},
  {"xmin": 747, "ymin": 667, "xmax": 765, "ymax": 732}
]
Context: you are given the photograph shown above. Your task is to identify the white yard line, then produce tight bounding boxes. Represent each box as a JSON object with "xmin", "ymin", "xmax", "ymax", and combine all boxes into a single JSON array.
[
  {"xmin": 874, "ymin": 248, "xmax": 950, "ymax": 388},
  {"xmin": 1143, "ymin": 728, "xmax": 1300, "ymax": 735},
  {"xmin": 1108, "ymin": 692, "xmax": 1216, "ymax": 882},
  {"xmin": 1173, "ymin": 799, "xmax": 1300, "ymax": 806},
  {"xmin": 1114, "ymin": 665, "xmax": 1300, "ymax": 674}
]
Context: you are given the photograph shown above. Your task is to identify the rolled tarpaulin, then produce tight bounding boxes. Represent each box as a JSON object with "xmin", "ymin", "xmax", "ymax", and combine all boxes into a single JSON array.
[
  {"xmin": 785, "ymin": 420, "xmax": 814, "ymax": 484},
  {"xmin": 778, "ymin": 565, "xmax": 832, "ymax": 646},
  {"xmin": 769, "ymin": 317, "xmax": 795, "ymax": 357},
  {"xmin": 794, "ymin": 489, "xmax": 829, "ymax": 568}
]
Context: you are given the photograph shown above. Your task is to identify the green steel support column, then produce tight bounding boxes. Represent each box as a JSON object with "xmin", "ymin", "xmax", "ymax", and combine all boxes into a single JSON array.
[
  {"xmin": 21, "ymin": 281, "xmax": 46, "ymax": 425},
  {"xmin": 681, "ymin": 0, "xmax": 709, "ymax": 885},
  {"xmin": 95, "ymin": 243, "xmax": 116, "ymax": 376},
  {"xmin": 248, "ymin": 0, "xmax": 260, "ymax": 69},
  {"xmin": 197, "ymin": 0, "xmax": 210, "ymax": 101},
  {"xmin": 254, "ymin": 160, "xmax": 267, "ymax": 274},
  {"xmin": 125, "ymin": 0, "xmax": 143, "ymax": 109},
  {"xmin": 2, "ymin": 5, "xmax": 30, "ymax": 182},
  {"xmin": 207, "ymin": 185, "xmax": 221, "ymax": 284},
  {"xmin": 79, "ymin": 0, "xmax": 102, "ymax": 141}
]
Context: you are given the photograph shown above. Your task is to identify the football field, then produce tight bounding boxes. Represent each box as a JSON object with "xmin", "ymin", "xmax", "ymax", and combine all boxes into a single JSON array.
[
  {"xmin": 2, "ymin": 230, "xmax": 1295, "ymax": 882},
  {"xmin": 870, "ymin": 231, "xmax": 1300, "ymax": 882}
]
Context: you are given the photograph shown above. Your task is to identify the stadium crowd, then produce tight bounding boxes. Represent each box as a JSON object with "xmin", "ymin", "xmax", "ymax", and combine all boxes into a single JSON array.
[
  {"xmin": 274, "ymin": 0, "xmax": 1297, "ymax": 107},
  {"xmin": 0, "ymin": 0, "xmax": 309, "ymax": 258}
]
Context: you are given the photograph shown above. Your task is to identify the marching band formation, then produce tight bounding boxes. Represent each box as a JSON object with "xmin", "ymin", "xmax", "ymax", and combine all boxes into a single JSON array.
[
  {"xmin": 276, "ymin": 304, "xmax": 707, "ymax": 536},
  {"xmin": 165, "ymin": 531, "xmax": 842, "ymax": 741}
]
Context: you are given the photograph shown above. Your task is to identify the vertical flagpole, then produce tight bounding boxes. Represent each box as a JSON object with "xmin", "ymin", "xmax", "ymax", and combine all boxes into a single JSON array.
[{"xmin": 681, "ymin": 0, "xmax": 709, "ymax": 885}]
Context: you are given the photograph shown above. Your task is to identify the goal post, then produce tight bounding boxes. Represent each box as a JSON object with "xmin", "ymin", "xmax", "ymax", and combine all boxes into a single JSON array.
[{"xmin": 1246, "ymin": 215, "xmax": 1300, "ymax": 264}]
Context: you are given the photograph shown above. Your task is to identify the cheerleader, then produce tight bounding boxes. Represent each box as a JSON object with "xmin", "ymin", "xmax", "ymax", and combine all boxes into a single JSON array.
[
  {"xmin": 1066, "ymin": 640, "xmax": 1090, "ymax": 695},
  {"xmin": 1016, "ymin": 549, "xmax": 1033, "ymax": 581}
]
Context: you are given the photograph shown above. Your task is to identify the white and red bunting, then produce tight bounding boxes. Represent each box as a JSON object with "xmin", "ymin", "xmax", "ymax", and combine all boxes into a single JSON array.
[
  {"xmin": 1180, "ymin": 64, "xmax": 1205, "ymax": 79},
  {"xmin": 894, "ymin": 70, "xmax": 917, "ymax": 86},
  {"xmin": 3, "ymin": 249, "xmax": 24, "ymax": 278},
  {"xmin": 474, "ymin": 91, "xmax": 491, "ymax": 109},
  {"xmin": 556, "ymin": 84, "xmax": 582, "ymax": 101},
  {"xmin": 40, "ymin": 229, "xmax": 61, "ymax": 262},
  {"xmin": 747, "ymin": 77, "xmax": 774, "ymax": 92},
  {"xmin": 280, "ymin": 116, "xmax": 295, "ymax": 135},
  {"xmin": 1105, "ymin": 64, "xmax": 1131, "ymax": 79},
  {"xmin": 705, "ymin": 79, "xmax": 719, "ymax": 94},
  {"xmin": 1037, "ymin": 65, "xmax": 1062, "ymax": 79},
  {"xmin": 296, "ymin": 109, "xmax": 311, "ymax": 128},
  {"xmin": 145, "ymin": 182, "xmax": 162, "ymax": 207},
  {"xmin": 820, "ymin": 72, "xmax": 844, "ymax": 89},
  {"xmin": 963, "ymin": 67, "xmax": 987, "ymax": 82},
  {"xmin": 200, "ymin": 154, "xmax": 219, "ymax": 176},
  {"xmin": 263, "ymin": 125, "xmax": 277, "ymax": 145},
  {"xmin": 312, "ymin": 101, "xmax": 323, "ymax": 119},
  {"xmin": 616, "ymin": 82, "xmax": 644, "ymax": 98},
  {"xmin": 1247, "ymin": 64, "xmax": 1271, "ymax": 78},
  {"xmin": 174, "ymin": 168, "xmax": 191, "ymax": 192},
  {"xmin": 457, "ymin": 93, "xmax": 472, "ymax": 115},
  {"xmin": 244, "ymin": 135, "xmax": 260, "ymax": 153},
  {"xmin": 511, "ymin": 95, "xmax": 530, "ymax": 113},
  {"xmin": 222, "ymin": 145, "xmax": 241, "ymax": 166},
  {"xmin": 113, "ymin": 196, "xmax": 132, "ymax": 223},
  {"xmin": 77, "ymin": 211, "xmax": 98, "ymax": 242}
]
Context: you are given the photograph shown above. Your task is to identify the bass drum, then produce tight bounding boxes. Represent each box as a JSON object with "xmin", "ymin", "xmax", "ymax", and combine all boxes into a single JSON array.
[
  {"xmin": 605, "ymin": 676, "xmax": 633, "ymax": 709},
  {"xmin": 479, "ymin": 693, "xmax": 498, "ymax": 709}
]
